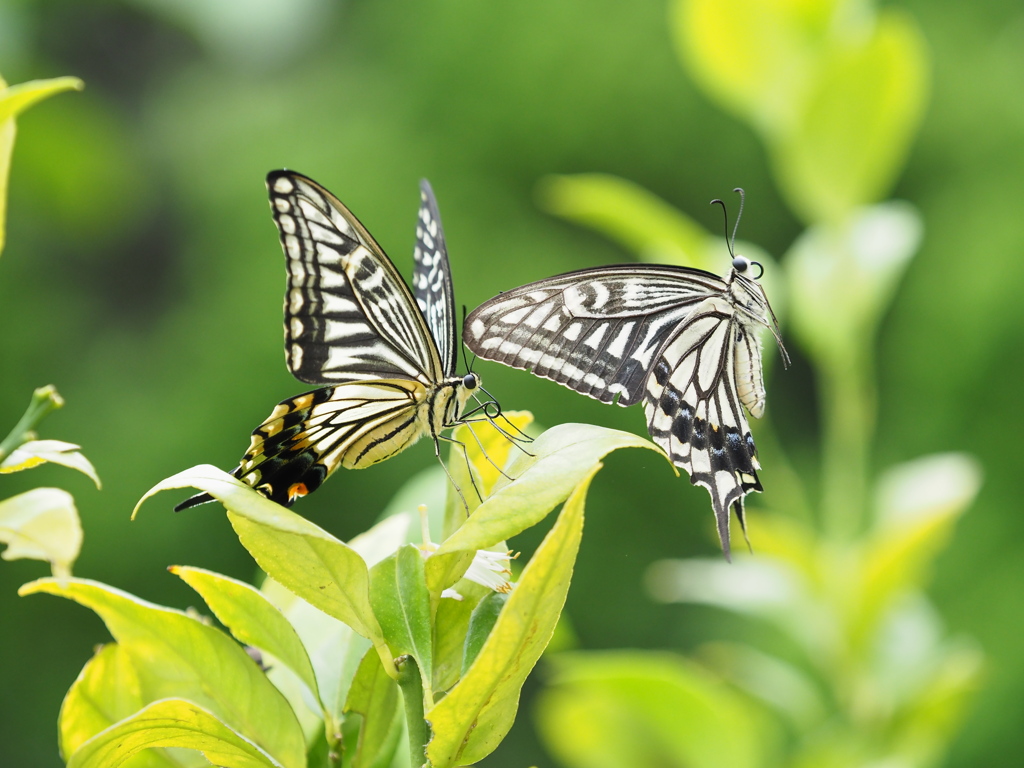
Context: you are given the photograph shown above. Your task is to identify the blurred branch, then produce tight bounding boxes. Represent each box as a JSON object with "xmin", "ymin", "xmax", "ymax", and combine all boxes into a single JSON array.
[{"xmin": 0, "ymin": 385, "xmax": 65, "ymax": 463}]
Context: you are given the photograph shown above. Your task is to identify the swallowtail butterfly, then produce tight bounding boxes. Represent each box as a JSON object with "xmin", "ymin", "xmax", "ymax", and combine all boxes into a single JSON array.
[
  {"xmin": 176, "ymin": 171, "xmax": 485, "ymax": 511},
  {"xmin": 463, "ymin": 195, "xmax": 787, "ymax": 556}
]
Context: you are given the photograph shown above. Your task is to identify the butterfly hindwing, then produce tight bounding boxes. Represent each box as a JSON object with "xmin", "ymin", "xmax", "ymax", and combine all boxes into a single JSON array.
[
  {"xmin": 234, "ymin": 380, "xmax": 430, "ymax": 506},
  {"xmin": 413, "ymin": 179, "xmax": 457, "ymax": 377},
  {"xmin": 643, "ymin": 297, "xmax": 762, "ymax": 557},
  {"xmin": 267, "ymin": 170, "xmax": 443, "ymax": 386},
  {"xmin": 464, "ymin": 265, "xmax": 727, "ymax": 406}
]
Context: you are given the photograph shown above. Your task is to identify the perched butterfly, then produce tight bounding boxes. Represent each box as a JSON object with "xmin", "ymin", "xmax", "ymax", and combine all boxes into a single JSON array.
[
  {"xmin": 463, "ymin": 191, "xmax": 787, "ymax": 556},
  {"xmin": 176, "ymin": 171, "xmax": 489, "ymax": 511}
]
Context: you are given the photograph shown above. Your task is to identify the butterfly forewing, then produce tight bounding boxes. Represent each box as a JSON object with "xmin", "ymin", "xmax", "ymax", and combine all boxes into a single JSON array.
[
  {"xmin": 464, "ymin": 265, "xmax": 727, "ymax": 406},
  {"xmin": 268, "ymin": 171, "xmax": 443, "ymax": 386},
  {"xmin": 413, "ymin": 179, "xmax": 457, "ymax": 376}
]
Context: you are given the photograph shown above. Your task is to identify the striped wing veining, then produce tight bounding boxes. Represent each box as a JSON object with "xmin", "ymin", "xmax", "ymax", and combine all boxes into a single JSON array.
[
  {"xmin": 413, "ymin": 179, "xmax": 457, "ymax": 377},
  {"xmin": 234, "ymin": 380, "xmax": 432, "ymax": 506},
  {"xmin": 464, "ymin": 265, "xmax": 726, "ymax": 406},
  {"xmin": 268, "ymin": 170, "xmax": 443, "ymax": 386},
  {"xmin": 644, "ymin": 297, "xmax": 762, "ymax": 557}
]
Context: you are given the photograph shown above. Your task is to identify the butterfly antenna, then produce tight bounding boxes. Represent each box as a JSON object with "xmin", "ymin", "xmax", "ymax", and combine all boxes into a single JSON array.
[
  {"xmin": 731, "ymin": 187, "xmax": 745, "ymax": 249},
  {"xmin": 460, "ymin": 304, "xmax": 473, "ymax": 372},
  {"xmin": 710, "ymin": 196, "xmax": 735, "ymax": 259}
]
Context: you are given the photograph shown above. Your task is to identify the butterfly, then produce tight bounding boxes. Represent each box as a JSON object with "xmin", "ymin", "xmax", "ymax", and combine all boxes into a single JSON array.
[
  {"xmin": 463, "ymin": 192, "xmax": 787, "ymax": 556},
  {"xmin": 176, "ymin": 171, "xmax": 488, "ymax": 511}
]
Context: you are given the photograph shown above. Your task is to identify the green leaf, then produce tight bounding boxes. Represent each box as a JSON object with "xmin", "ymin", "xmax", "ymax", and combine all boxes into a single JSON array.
[
  {"xmin": 0, "ymin": 487, "xmax": 82, "ymax": 577},
  {"xmin": 0, "ymin": 438, "xmax": 101, "ymax": 487},
  {"xmin": 426, "ymin": 424, "xmax": 668, "ymax": 593},
  {"xmin": 0, "ymin": 76, "xmax": 84, "ymax": 257},
  {"xmin": 425, "ymin": 464, "xmax": 595, "ymax": 767},
  {"xmin": 66, "ymin": 698, "xmax": 284, "ymax": 768},
  {"xmin": 20, "ymin": 578, "xmax": 307, "ymax": 768},
  {"xmin": 134, "ymin": 465, "xmax": 392, "ymax": 672},
  {"xmin": 369, "ymin": 544, "xmax": 433, "ymax": 694},
  {"xmin": 671, "ymin": 0, "xmax": 833, "ymax": 132},
  {"xmin": 444, "ymin": 411, "xmax": 534, "ymax": 539},
  {"xmin": 461, "ymin": 592, "xmax": 509, "ymax": 676},
  {"xmin": 786, "ymin": 201, "xmax": 922, "ymax": 371},
  {"xmin": 432, "ymin": 580, "xmax": 489, "ymax": 693},
  {"xmin": 773, "ymin": 10, "xmax": 929, "ymax": 224},
  {"xmin": 537, "ymin": 174, "xmax": 711, "ymax": 268},
  {"xmin": 854, "ymin": 454, "xmax": 981, "ymax": 644},
  {"xmin": 172, "ymin": 565, "xmax": 323, "ymax": 711},
  {"xmin": 344, "ymin": 649, "xmax": 404, "ymax": 768},
  {"xmin": 535, "ymin": 652, "xmax": 771, "ymax": 768},
  {"xmin": 59, "ymin": 643, "xmax": 178, "ymax": 768}
]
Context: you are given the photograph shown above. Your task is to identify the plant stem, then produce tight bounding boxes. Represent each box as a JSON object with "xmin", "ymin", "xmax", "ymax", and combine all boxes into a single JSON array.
[
  {"xmin": 396, "ymin": 655, "xmax": 428, "ymax": 768},
  {"xmin": 0, "ymin": 385, "xmax": 63, "ymax": 462},
  {"xmin": 820, "ymin": 345, "xmax": 875, "ymax": 540}
]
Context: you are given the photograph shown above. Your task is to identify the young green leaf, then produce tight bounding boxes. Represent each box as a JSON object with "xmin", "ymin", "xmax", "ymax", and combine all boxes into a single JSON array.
[
  {"xmin": 0, "ymin": 75, "xmax": 84, "ymax": 257},
  {"xmin": 20, "ymin": 578, "xmax": 307, "ymax": 768},
  {"xmin": 432, "ymin": 580, "xmax": 489, "ymax": 693},
  {"xmin": 344, "ymin": 649, "xmax": 404, "ymax": 768},
  {"xmin": 461, "ymin": 592, "xmax": 509, "ymax": 676},
  {"xmin": 134, "ymin": 465, "xmax": 391, "ymax": 671},
  {"xmin": 425, "ymin": 464, "xmax": 596, "ymax": 767},
  {"xmin": 369, "ymin": 544, "xmax": 433, "ymax": 695},
  {"xmin": 59, "ymin": 643, "xmax": 176, "ymax": 767},
  {"xmin": 66, "ymin": 698, "xmax": 284, "ymax": 768},
  {"xmin": 0, "ymin": 487, "xmax": 82, "ymax": 578},
  {"xmin": 172, "ymin": 566, "xmax": 323, "ymax": 711},
  {"xmin": 0, "ymin": 439, "xmax": 101, "ymax": 487},
  {"xmin": 535, "ymin": 652, "xmax": 770, "ymax": 768},
  {"xmin": 426, "ymin": 424, "xmax": 668, "ymax": 593}
]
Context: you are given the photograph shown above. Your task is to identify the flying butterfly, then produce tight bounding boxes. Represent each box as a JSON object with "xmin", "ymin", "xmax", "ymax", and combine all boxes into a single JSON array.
[
  {"xmin": 463, "ymin": 190, "xmax": 787, "ymax": 556},
  {"xmin": 176, "ymin": 171, "xmax": 493, "ymax": 511}
]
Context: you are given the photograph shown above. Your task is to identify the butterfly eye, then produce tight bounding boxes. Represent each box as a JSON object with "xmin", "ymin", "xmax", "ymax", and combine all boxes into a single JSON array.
[
  {"xmin": 463, "ymin": 373, "xmax": 479, "ymax": 390},
  {"xmin": 732, "ymin": 256, "xmax": 750, "ymax": 272}
]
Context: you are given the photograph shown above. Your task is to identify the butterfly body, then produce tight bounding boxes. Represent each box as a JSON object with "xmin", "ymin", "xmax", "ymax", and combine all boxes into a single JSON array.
[
  {"xmin": 176, "ymin": 172, "xmax": 480, "ymax": 511},
  {"xmin": 464, "ymin": 257, "xmax": 785, "ymax": 555}
]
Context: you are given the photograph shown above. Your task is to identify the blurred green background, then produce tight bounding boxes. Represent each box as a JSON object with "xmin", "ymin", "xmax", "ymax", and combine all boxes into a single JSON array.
[{"xmin": 2, "ymin": 0, "xmax": 1023, "ymax": 765}]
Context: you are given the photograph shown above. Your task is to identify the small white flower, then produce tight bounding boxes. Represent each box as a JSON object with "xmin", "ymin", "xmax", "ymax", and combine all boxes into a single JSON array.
[{"xmin": 416, "ymin": 504, "xmax": 516, "ymax": 599}]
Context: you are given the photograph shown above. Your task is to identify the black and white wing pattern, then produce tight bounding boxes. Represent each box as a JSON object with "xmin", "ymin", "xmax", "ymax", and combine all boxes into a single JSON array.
[
  {"xmin": 464, "ymin": 260, "xmax": 785, "ymax": 557},
  {"xmin": 413, "ymin": 179, "xmax": 457, "ymax": 377},
  {"xmin": 268, "ymin": 170, "xmax": 443, "ymax": 386},
  {"xmin": 176, "ymin": 172, "xmax": 480, "ymax": 511},
  {"xmin": 464, "ymin": 265, "xmax": 727, "ymax": 407}
]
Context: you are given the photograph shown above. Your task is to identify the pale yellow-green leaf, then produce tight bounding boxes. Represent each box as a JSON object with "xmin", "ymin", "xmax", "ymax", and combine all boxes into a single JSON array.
[
  {"xmin": 0, "ymin": 487, "xmax": 81, "ymax": 577},
  {"xmin": 425, "ymin": 464, "xmax": 594, "ymax": 767},
  {"xmin": 772, "ymin": 9, "xmax": 929, "ymax": 224},
  {"xmin": 426, "ymin": 424, "xmax": 669, "ymax": 593},
  {"xmin": 0, "ymin": 439, "xmax": 101, "ymax": 487},
  {"xmin": 66, "ymin": 698, "xmax": 284, "ymax": 768},
  {"xmin": 445, "ymin": 411, "xmax": 534, "ymax": 537},
  {"xmin": 537, "ymin": 174, "xmax": 711, "ymax": 268},
  {"xmin": 172, "ymin": 566, "xmax": 322, "ymax": 710},
  {"xmin": 260, "ymin": 577, "xmax": 370, "ymax": 730},
  {"xmin": 134, "ymin": 465, "xmax": 390, "ymax": 669},
  {"xmin": 672, "ymin": 0, "xmax": 832, "ymax": 132},
  {"xmin": 853, "ymin": 454, "xmax": 981, "ymax": 644},
  {"xmin": 432, "ymin": 580, "xmax": 490, "ymax": 693},
  {"xmin": 785, "ymin": 201, "xmax": 922, "ymax": 371},
  {"xmin": 0, "ymin": 75, "xmax": 84, "ymax": 257},
  {"xmin": 344, "ymin": 649, "xmax": 404, "ymax": 768},
  {"xmin": 59, "ymin": 643, "xmax": 177, "ymax": 768},
  {"xmin": 20, "ymin": 578, "xmax": 307, "ymax": 768},
  {"xmin": 535, "ymin": 652, "xmax": 770, "ymax": 768}
]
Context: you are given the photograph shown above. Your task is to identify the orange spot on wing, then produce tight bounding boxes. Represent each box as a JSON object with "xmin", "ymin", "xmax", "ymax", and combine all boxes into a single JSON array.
[{"xmin": 288, "ymin": 482, "xmax": 309, "ymax": 502}]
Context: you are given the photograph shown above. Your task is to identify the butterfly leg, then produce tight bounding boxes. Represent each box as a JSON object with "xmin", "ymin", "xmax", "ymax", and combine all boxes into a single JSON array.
[{"xmin": 433, "ymin": 433, "xmax": 483, "ymax": 510}]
